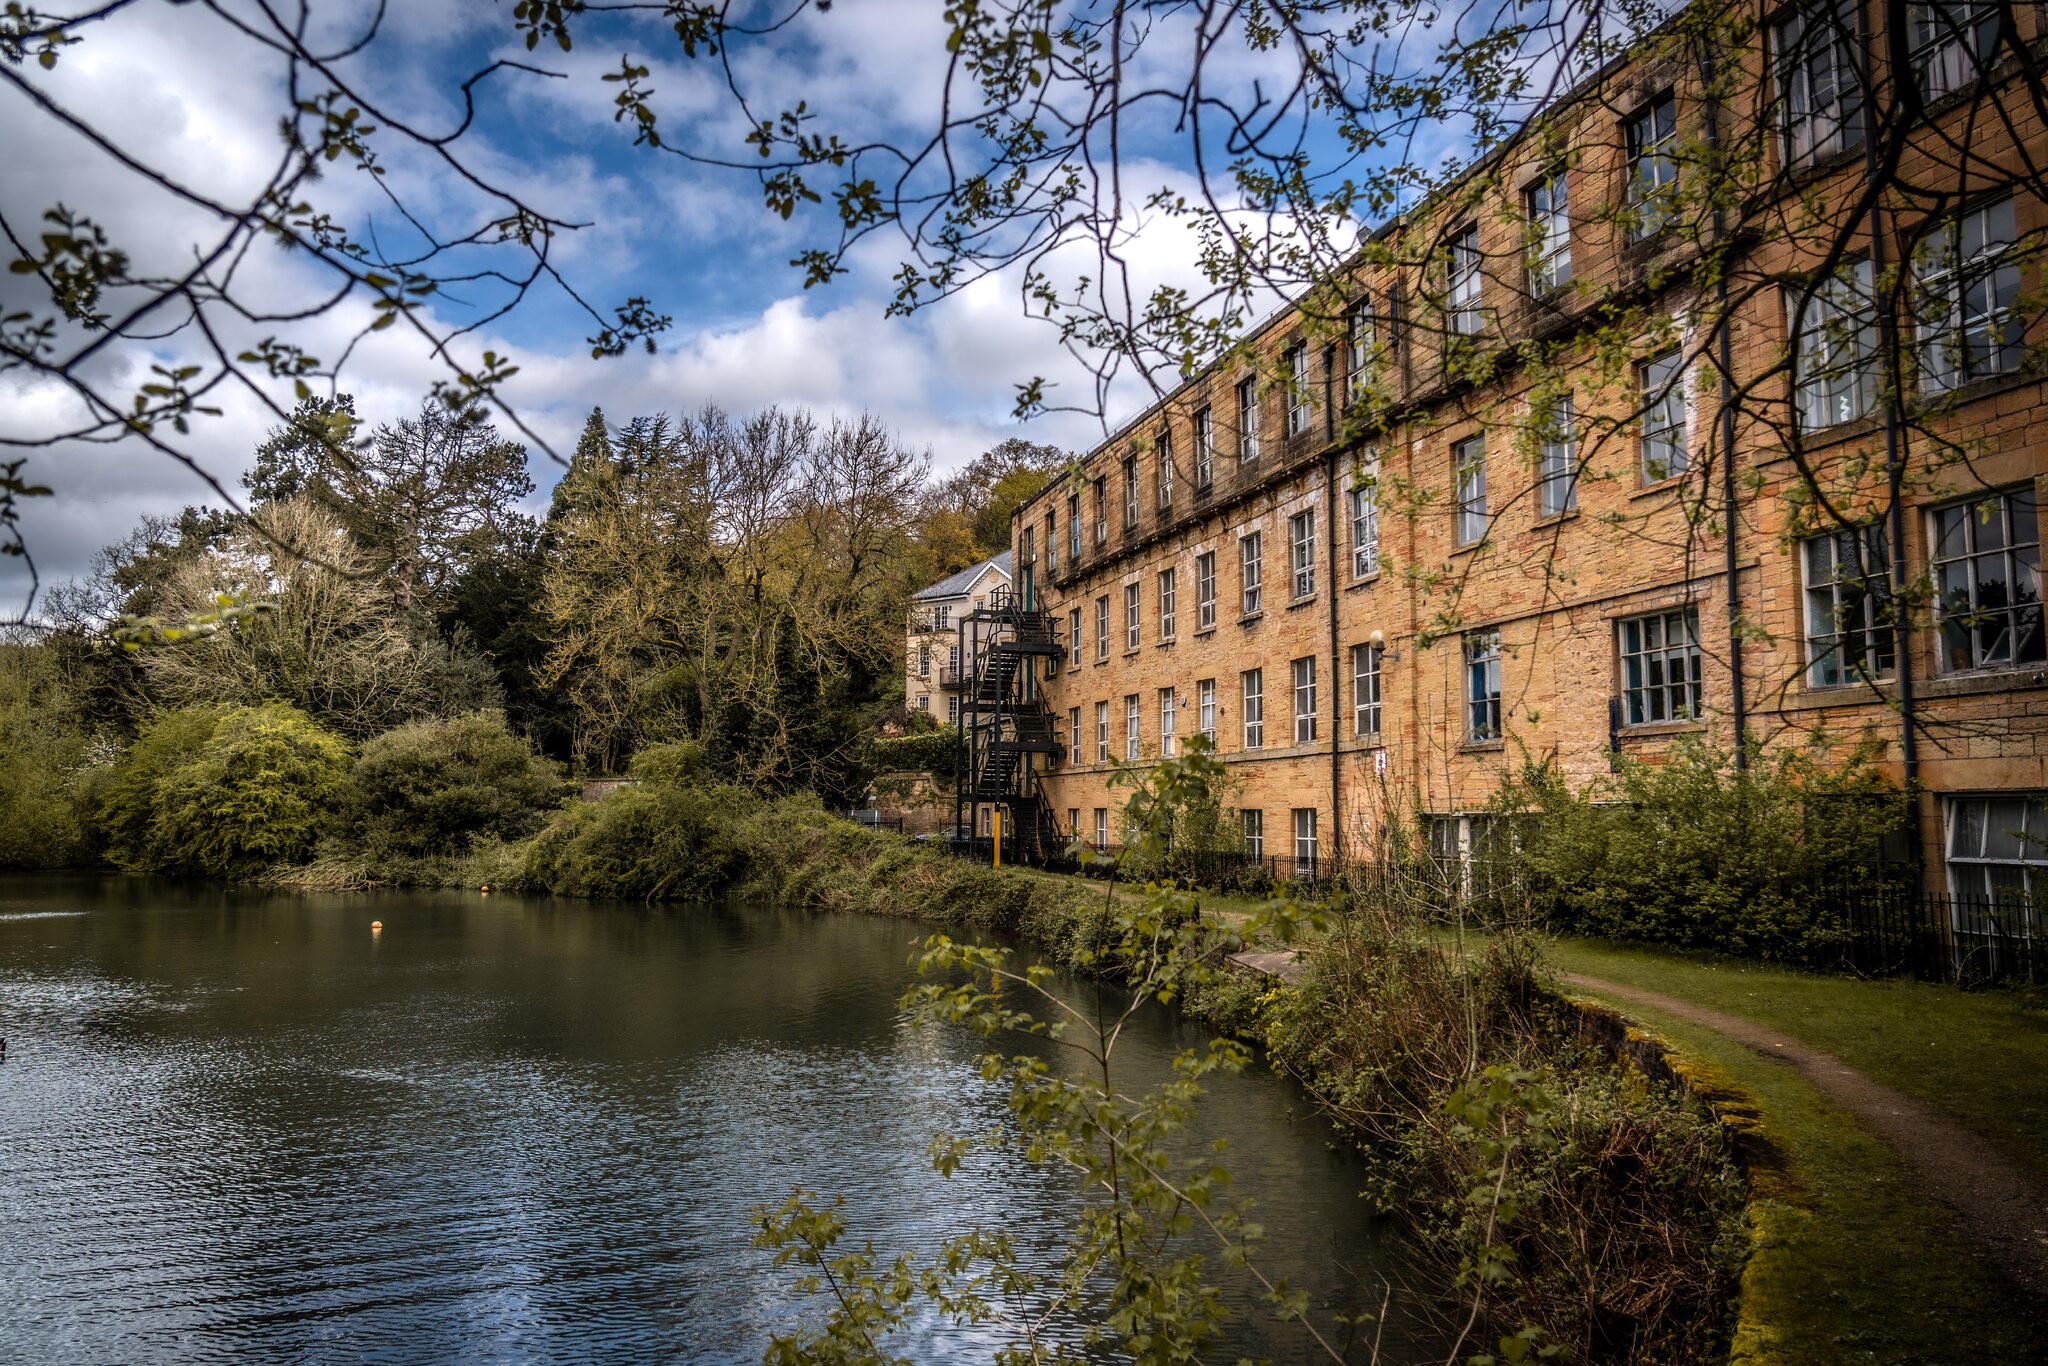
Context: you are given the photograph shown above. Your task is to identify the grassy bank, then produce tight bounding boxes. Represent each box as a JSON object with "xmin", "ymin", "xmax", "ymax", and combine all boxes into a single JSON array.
[
  {"xmin": 1539, "ymin": 937, "xmax": 2048, "ymax": 1187},
  {"xmin": 1567, "ymin": 994, "xmax": 2043, "ymax": 1366}
]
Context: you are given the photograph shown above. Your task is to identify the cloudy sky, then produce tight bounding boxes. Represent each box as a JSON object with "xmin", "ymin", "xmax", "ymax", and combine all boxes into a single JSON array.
[{"xmin": 1, "ymin": 0, "xmax": 1521, "ymax": 607}]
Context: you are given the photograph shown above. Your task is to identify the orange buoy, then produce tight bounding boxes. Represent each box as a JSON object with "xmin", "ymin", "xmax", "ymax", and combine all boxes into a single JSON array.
[{"xmin": 370, "ymin": 920, "xmax": 383, "ymax": 932}]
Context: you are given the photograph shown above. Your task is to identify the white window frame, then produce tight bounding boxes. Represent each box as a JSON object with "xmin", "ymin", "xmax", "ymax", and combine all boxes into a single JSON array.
[
  {"xmin": 1626, "ymin": 95, "xmax": 1679, "ymax": 240},
  {"xmin": 1445, "ymin": 224, "xmax": 1482, "ymax": 335},
  {"xmin": 1197, "ymin": 678, "xmax": 1216, "ymax": 740},
  {"xmin": 1158, "ymin": 568, "xmax": 1176, "ymax": 640},
  {"xmin": 1930, "ymin": 487, "xmax": 2044, "ymax": 673},
  {"xmin": 1292, "ymin": 655, "xmax": 1317, "ymax": 744},
  {"xmin": 1915, "ymin": 195, "xmax": 2022, "ymax": 392},
  {"xmin": 1125, "ymin": 693, "xmax": 1141, "ymax": 760},
  {"xmin": 1287, "ymin": 344, "xmax": 1313, "ymax": 435},
  {"xmin": 1241, "ymin": 531, "xmax": 1263, "ymax": 615},
  {"xmin": 1095, "ymin": 595, "xmax": 1109, "ymax": 660},
  {"xmin": 1095, "ymin": 701, "xmax": 1109, "ymax": 762},
  {"xmin": 1911, "ymin": 1, "xmax": 2001, "ymax": 101},
  {"xmin": 1242, "ymin": 808, "xmax": 1263, "ymax": 860},
  {"xmin": 1618, "ymin": 608, "xmax": 1703, "ymax": 725},
  {"xmin": 1069, "ymin": 706, "xmax": 1082, "ymax": 759},
  {"xmin": 1289, "ymin": 509, "xmax": 1317, "ymax": 600},
  {"xmin": 1093, "ymin": 477, "xmax": 1108, "ymax": 546},
  {"xmin": 1538, "ymin": 397, "xmax": 1577, "ymax": 518},
  {"xmin": 1241, "ymin": 669, "xmax": 1264, "ymax": 749},
  {"xmin": 1122, "ymin": 456, "xmax": 1140, "ymax": 529},
  {"xmin": 1466, "ymin": 629, "xmax": 1502, "ymax": 742},
  {"xmin": 1802, "ymin": 526, "xmax": 1895, "ymax": 687},
  {"xmin": 1350, "ymin": 464, "xmax": 1380, "ymax": 578},
  {"xmin": 1776, "ymin": 0, "xmax": 1863, "ymax": 168},
  {"xmin": 1157, "ymin": 432, "xmax": 1174, "ymax": 507},
  {"xmin": 1236, "ymin": 377, "xmax": 1260, "ymax": 464},
  {"xmin": 1195, "ymin": 551, "xmax": 1217, "ymax": 630},
  {"xmin": 917, "ymin": 644, "xmax": 930, "ymax": 677},
  {"xmin": 1791, "ymin": 258, "xmax": 1878, "ymax": 432},
  {"xmin": 1067, "ymin": 492, "xmax": 1081, "ymax": 560},
  {"xmin": 1094, "ymin": 807, "xmax": 1109, "ymax": 850},
  {"xmin": 1292, "ymin": 808, "xmax": 1318, "ymax": 876},
  {"xmin": 1526, "ymin": 168, "xmax": 1571, "ymax": 295},
  {"xmin": 1068, "ymin": 607, "xmax": 1082, "ymax": 669},
  {"xmin": 1194, "ymin": 407, "xmax": 1214, "ymax": 488},
  {"xmin": 1640, "ymin": 349, "xmax": 1690, "ymax": 482},
  {"xmin": 1347, "ymin": 304, "xmax": 1376, "ymax": 403},
  {"xmin": 1351, "ymin": 643, "xmax": 1382, "ymax": 737},
  {"xmin": 1945, "ymin": 794, "xmax": 2048, "ymax": 906},
  {"xmin": 1454, "ymin": 436, "xmax": 1487, "ymax": 546},
  {"xmin": 1159, "ymin": 687, "xmax": 1177, "ymax": 757},
  {"xmin": 1123, "ymin": 581, "xmax": 1141, "ymax": 651}
]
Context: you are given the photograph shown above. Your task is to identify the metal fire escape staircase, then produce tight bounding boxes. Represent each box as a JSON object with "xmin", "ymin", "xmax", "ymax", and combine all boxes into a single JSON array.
[{"xmin": 954, "ymin": 588, "xmax": 1067, "ymax": 863}]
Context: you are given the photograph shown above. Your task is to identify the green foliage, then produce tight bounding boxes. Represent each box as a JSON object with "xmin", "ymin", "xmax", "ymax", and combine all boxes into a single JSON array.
[
  {"xmin": 1109, "ymin": 733, "xmax": 1244, "ymax": 880},
  {"xmin": 329, "ymin": 711, "xmax": 568, "ymax": 859},
  {"xmin": 870, "ymin": 725, "xmax": 957, "ymax": 775},
  {"xmin": 1263, "ymin": 914, "xmax": 1744, "ymax": 1362},
  {"xmin": 98, "ymin": 702, "xmax": 352, "ymax": 877},
  {"xmin": 0, "ymin": 641, "xmax": 95, "ymax": 868},
  {"xmin": 1483, "ymin": 736, "xmax": 1910, "ymax": 962},
  {"xmin": 518, "ymin": 750, "xmax": 751, "ymax": 899}
]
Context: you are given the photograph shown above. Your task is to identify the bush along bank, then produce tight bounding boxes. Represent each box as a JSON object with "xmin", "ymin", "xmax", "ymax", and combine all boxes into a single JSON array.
[{"xmin": 499, "ymin": 742, "xmax": 1747, "ymax": 1364}]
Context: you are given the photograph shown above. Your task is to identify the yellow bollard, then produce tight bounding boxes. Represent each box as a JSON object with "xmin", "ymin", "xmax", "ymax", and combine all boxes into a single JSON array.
[{"xmin": 992, "ymin": 809, "xmax": 1002, "ymax": 867}]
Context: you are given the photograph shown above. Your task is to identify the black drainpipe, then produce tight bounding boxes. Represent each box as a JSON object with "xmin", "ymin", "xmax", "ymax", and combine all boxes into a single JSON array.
[
  {"xmin": 1324, "ymin": 346, "xmax": 1343, "ymax": 867},
  {"xmin": 1700, "ymin": 38, "xmax": 1748, "ymax": 769},
  {"xmin": 1859, "ymin": 0, "xmax": 1923, "ymax": 884}
]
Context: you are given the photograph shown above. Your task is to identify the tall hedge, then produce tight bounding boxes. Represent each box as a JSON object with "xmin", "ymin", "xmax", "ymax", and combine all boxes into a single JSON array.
[
  {"xmin": 1483, "ymin": 736, "xmax": 1908, "ymax": 961},
  {"xmin": 330, "ymin": 711, "xmax": 568, "ymax": 859},
  {"xmin": 99, "ymin": 703, "xmax": 352, "ymax": 877}
]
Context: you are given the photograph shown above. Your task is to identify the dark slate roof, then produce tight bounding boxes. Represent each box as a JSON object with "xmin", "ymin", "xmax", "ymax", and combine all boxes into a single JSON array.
[{"xmin": 912, "ymin": 549, "xmax": 1012, "ymax": 601}]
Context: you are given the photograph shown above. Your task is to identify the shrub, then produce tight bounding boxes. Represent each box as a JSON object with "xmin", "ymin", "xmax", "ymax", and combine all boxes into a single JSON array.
[
  {"xmin": 0, "ymin": 642, "xmax": 95, "ymax": 869},
  {"xmin": 520, "ymin": 746, "xmax": 750, "ymax": 899},
  {"xmin": 99, "ymin": 702, "xmax": 352, "ymax": 877},
  {"xmin": 1483, "ymin": 735, "xmax": 1909, "ymax": 961},
  {"xmin": 331, "ymin": 711, "xmax": 568, "ymax": 859},
  {"xmin": 870, "ymin": 726, "xmax": 958, "ymax": 776}
]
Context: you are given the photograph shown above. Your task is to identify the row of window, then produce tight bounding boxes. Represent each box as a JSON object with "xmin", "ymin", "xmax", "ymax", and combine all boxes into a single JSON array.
[
  {"xmin": 1054, "ymin": 196, "xmax": 2020, "ymax": 579},
  {"xmin": 1064, "ymin": 790, "xmax": 2038, "ymax": 902},
  {"xmin": 1042, "ymin": 484, "xmax": 2032, "ymax": 756},
  {"xmin": 1063, "ymin": 496, "xmax": 1381, "ymax": 662},
  {"xmin": 1068, "ymin": 804, "xmax": 1320, "ymax": 869},
  {"xmin": 1064, "ymin": 647, "xmax": 1387, "ymax": 768}
]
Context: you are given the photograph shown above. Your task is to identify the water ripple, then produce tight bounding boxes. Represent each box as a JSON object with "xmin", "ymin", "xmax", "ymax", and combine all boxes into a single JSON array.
[{"xmin": 0, "ymin": 877, "xmax": 1420, "ymax": 1362}]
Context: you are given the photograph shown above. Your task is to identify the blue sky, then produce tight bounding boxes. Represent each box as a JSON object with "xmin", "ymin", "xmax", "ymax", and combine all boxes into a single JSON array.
[{"xmin": 0, "ymin": 0, "xmax": 1515, "ymax": 599}]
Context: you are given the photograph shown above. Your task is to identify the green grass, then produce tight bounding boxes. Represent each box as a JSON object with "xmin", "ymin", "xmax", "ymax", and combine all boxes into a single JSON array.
[
  {"xmin": 1537, "ymin": 936, "xmax": 2048, "ymax": 1185},
  {"xmin": 1595, "ymin": 1002, "xmax": 2044, "ymax": 1366}
]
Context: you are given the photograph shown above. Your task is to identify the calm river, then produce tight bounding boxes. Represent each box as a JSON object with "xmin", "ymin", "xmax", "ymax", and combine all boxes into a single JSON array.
[{"xmin": 0, "ymin": 876, "xmax": 1422, "ymax": 1362}]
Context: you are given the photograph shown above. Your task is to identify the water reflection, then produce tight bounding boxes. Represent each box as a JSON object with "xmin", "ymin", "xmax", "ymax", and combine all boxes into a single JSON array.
[{"xmin": 0, "ymin": 876, "xmax": 1421, "ymax": 1362}]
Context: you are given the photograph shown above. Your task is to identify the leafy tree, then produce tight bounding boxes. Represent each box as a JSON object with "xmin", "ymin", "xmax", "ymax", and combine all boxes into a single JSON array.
[
  {"xmin": 0, "ymin": 639, "xmax": 96, "ymax": 868},
  {"xmin": 538, "ymin": 404, "xmax": 923, "ymax": 798},
  {"xmin": 137, "ymin": 497, "xmax": 500, "ymax": 737},
  {"xmin": 329, "ymin": 711, "xmax": 569, "ymax": 860},
  {"xmin": 902, "ymin": 438, "xmax": 1069, "ymax": 592},
  {"xmin": 247, "ymin": 397, "xmax": 535, "ymax": 616},
  {"xmin": 97, "ymin": 702, "xmax": 352, "ymax": 877}
]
